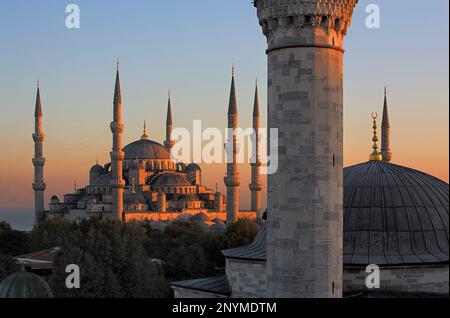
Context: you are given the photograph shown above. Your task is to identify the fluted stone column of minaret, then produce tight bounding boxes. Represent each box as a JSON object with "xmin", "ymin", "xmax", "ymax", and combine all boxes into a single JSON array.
[
  {"xmin": 249, "ymin": 81, "xmax": 262, "ymax": 217},
  {"xmin": 224, "ymin": 68, "xmax": 240, "ymax": 224},
  {"xmin": 381, "ymin": 87, "xmax": 392, "ymax": 162},
  {"xmin": 254, "ymin": 0, "xmax": 358, "ymax": 297},
  {"xmin": 110, "ymin": 65, "xmax": 126, "ymax": 220},
  {"xmin": 32, "ymin": 82, "xmax": 46, "ymax": 224},
  {"xmin": 164, "ymin": 91, "xmax": 175, "ymax": 154}
]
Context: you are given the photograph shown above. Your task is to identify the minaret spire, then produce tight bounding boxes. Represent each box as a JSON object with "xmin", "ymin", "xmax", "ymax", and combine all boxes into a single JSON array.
[
  {"xmin": 381, "ymin": 86, "xmax": 392, "ymax": 162},
  {"xmin": 32, "ymin": 81, "xmax": 46, "ymax": 223},
  {"xmin": 164, "ymin": 90, "xmax": 175, "ymax": 153},
  {"xmin": 224, "ymin": 67, "xmax": 240, "ymax": 224},
  {"xmin": 249, "ymin": 79, "xmax": 262, "ymax": 217},
  {"xmin": 110, "ymin": 64, "xmax": 125, "ymax": 220}
]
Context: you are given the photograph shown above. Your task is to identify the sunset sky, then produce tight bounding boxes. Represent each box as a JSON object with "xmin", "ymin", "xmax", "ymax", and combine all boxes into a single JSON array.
[{"xmin": 0, "ymin": 0, "xmax": 448, "ymax": 220}]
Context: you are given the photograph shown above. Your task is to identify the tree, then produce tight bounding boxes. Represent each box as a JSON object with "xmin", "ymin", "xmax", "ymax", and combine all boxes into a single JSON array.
[
  {"xmin": 0, "ymin": 254, "xmax": 19, "ymax": 280},
  {"xmin": 223, "ymin": 218, "xmax": 260, "ymax": 249},
  {"xmin": 39, "ymin": 219, "xmax": 170, "ymax": 298},
  {"xmin": 0, "ymin": 221, "xmax": 30, "ymax": 256}
]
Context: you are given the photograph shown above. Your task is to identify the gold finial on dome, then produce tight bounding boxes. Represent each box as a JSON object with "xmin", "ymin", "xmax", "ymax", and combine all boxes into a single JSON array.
[
  {"xmin": 369, "ymin": 112, "xmax": 383, "ymax": 161},
  {"xmin": 141, "ymin": 120, "xmax": 149, "ymax": 140}
]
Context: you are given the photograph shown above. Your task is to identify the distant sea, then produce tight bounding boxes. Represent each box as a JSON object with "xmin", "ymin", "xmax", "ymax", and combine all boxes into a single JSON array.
[{"xmin": 0, "ymin": 209, "xmax": 34, "ymax": 231}]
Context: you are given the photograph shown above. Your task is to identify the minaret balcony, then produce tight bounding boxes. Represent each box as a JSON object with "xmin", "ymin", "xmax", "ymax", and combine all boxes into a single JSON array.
[
  {"xmin": 33, "ymin": 182, "xmax": 46, "ymax": 191},
  {"xmin": 32, "ymin": 157, "xmax": 46, "ymax": 167},
  {"xmin": 32, "ymin": 133, "xmax": 45, "ymax": 142},
  {"xmin": 249, "ymin": 182, "xmax": 262, "ymax": 192},
  {"xmin": 224, "ymin": 176, "xmax": 240, "ymax": 187},
  {"xmin": 110, "ymin": 122, "xmax": 125, "ymax": 133}
]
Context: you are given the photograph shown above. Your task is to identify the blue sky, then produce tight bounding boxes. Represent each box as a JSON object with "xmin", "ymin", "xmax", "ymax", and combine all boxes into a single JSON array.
[{"xmin": 0, "ymin": 0, "xmax": 448, "ymax": 216}]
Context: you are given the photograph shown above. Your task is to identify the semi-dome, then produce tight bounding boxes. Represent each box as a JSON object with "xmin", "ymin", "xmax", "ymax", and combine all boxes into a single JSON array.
[
  {"xmin": 152, "ymin": 173, "xmax": 190, "ymax": 186},
  {"xmin": 186, "ymin": 163, "xmax": 201, "ymax": 171},
  {"xmin": 123, "ymin": 139, "xmax": 170, "ymax": 160},
  {"xmin": 90, "ymin": 163, "xmax": 104, "ymax": 173},
  {"xmin": 123, "ymin": 192, "xmax": 147, "ymax": 205},
  {"xmin": 0, "ymin": 271, "xmax": 53, "ymax": 298},
  {"xmin": 344, "ymin": 161, "xmax": 449, "ymax": 266}
]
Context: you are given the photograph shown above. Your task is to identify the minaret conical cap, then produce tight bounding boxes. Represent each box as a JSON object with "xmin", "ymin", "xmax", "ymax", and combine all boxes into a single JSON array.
[
  {"xmin": 35, "ymin": 82, "xmax": 42, "ymax": 117},
  {"xmin": 253, "ymin": 80, "xmax": 260, "ymax": 117},
  {"xmin": 166, "ymin": 90, "xmax": 173, "ymax": 125},
  {"xmin": 113, "ymin": 63, "xmax": 122, "ymax": 104},
  {"xmin": 381, "ymin": 86, "xmax": 390, "ymax": 128},
  {"xmin": 228, "ymin": 67, "xmax": 238, "ymax": 115}
]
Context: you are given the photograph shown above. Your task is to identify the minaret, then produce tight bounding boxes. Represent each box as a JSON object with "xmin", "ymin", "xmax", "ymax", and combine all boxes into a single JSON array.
[
  {"xmin": 249, "ymin": 80, "xmax": 262, "ymax": 217},
  {"xmin": 381, "ymin": 86, "xmax": 392, "ymax": 162},
  {"xmin": 223, "ymin": 67, "xmax": 240, "ymax": 224},
  {"xmin": 164, "ymin": 90, "xmax": 175, "ymax": 153},
  {"xmin": 110, "ymin": 63, "xmax": 125, "ymax": 220},
  {"xmin": 32, "ymin": 81, "xmax": 46, "ymax": 224},
  {"xmin": 254, "ymin": 0, "xmax": 358, "ymax": 297}
]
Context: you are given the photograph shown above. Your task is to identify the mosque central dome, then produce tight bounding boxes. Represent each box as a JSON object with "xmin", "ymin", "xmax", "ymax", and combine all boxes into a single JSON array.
[
  {"xmin": 123, "ymin": 139, "xmax": 170, "ymax": 160},
  {"xmin": 344, "ymin": 160, "xmax": 449, "ymax": 266}
]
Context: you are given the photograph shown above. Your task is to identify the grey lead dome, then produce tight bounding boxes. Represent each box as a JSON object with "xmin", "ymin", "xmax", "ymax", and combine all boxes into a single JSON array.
[
  {"xmin": 344, "ymin": 161, "xmax": 449, "ymax": 266},
  {"xmin": 123, "ymin": 139, "xmax": 171, "ymax": 160}
]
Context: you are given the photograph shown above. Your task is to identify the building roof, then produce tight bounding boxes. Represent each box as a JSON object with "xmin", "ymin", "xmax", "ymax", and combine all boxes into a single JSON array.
[
  {"xmin": 186, "ymin": 163, "xmax": 201, "ymax": 171},
  {"xmin": 90, "ymin": 163, "xmax": 104, "ymax": 173},
  {"xmin": 344, "ymin": 160, "xmax": 449, "ymax": 266},
  {"xmin": 16, "ymin": 247, "xmax": 60, "ymax": 270},
  {"xmin": 123, "ymin": 139, "xmax": 171, "ymax": 160},
  {"xmin": 152, "ymin": 173, "xmax": 190, "ymax": 186},
  {"xmin": 123, "ymin": 192, "xmax": 148, "ymax": 205},
  {"xmin": 171, "ymin": 276, "xmax": 230, "ymax": 296},
  {"xmin": 0, "ymin": 271, "xmax": 54, "ymax": 298},
  {"xmin": 222, "ymin": 223, "xmax": 267, "ymax": 261},
  {"xmin": 221, "ymin": 161, "xmax": 449, "ymax": 266}
]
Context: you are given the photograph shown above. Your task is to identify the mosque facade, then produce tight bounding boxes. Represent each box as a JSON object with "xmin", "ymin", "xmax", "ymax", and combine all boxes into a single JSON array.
[{"xmin": 32, "ymin": 66, "xmax": 260, "ymax": 229}]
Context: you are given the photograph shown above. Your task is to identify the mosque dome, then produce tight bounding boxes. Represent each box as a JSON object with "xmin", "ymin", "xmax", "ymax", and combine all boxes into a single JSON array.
[
  {"xmin": 210, "ymin": 223, "xmax": 226, "ymax": 233},
  {"xmin": 344, "ymin": 160, "xmax": 449, "ymax": 266},
  {"xmin": 191, "ymin": 212, "xmax": 210, "ymax": 222},
  {"xmin": 186, "ymin": 163, "xmax": 201, "ymax": 171},
  {"xmin": 123, "ymin": 192, "xmax": 147, "ymax": 205},
  {"xmin": 152, "ymin": 173, "xmax": 190, "ymax": 186},
  {"xmin": 0, "ymin": 271, "xmax": 53, "ymax": 298},
  {"xmin": 90, "ymin": 163, "xmax": 104, "ymax": 173},
  {"xmin": 123, "ymin": 139, "xmax": 170, "ymax": 160},
  {"xmin": 91, "ymin": 173, "xmax": 111, "ymax": 186}
]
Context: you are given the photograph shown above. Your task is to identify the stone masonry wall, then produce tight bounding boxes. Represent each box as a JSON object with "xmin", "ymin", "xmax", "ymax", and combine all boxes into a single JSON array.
[
  {"xmin": 344, "ymin": 265, "xmax": 449, "ymax": 295},
  {"xmin": 226, "ymin": 259, "xmax": 267, "ymax": 298}
]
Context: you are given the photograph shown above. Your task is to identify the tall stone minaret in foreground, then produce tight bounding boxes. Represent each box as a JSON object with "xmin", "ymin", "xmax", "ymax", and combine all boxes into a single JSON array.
[
  {"xmin": 254, "ymin": 0, "xmax": 358, "ymax": 297},
  {"xmin": 32, "ymin": 82, "xmax": 46, "ymax": 224},
  {"xmin": 249, "ymin": 81, "xmax": 262, "ymax": 217},
  {"xmin": 224, "ymin": 68, "xmax": 240, "ymax": 224},
  {"xmin": 164, "ymin": 91, "xmax": 175, "ymax": 154},
  {"xmin": 110, "ymin": 64, "xmax": 125, "ymax": 220},
  {"xmin": 381, "ymin": 87, "xmax": 392, "ymax": 162}
]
